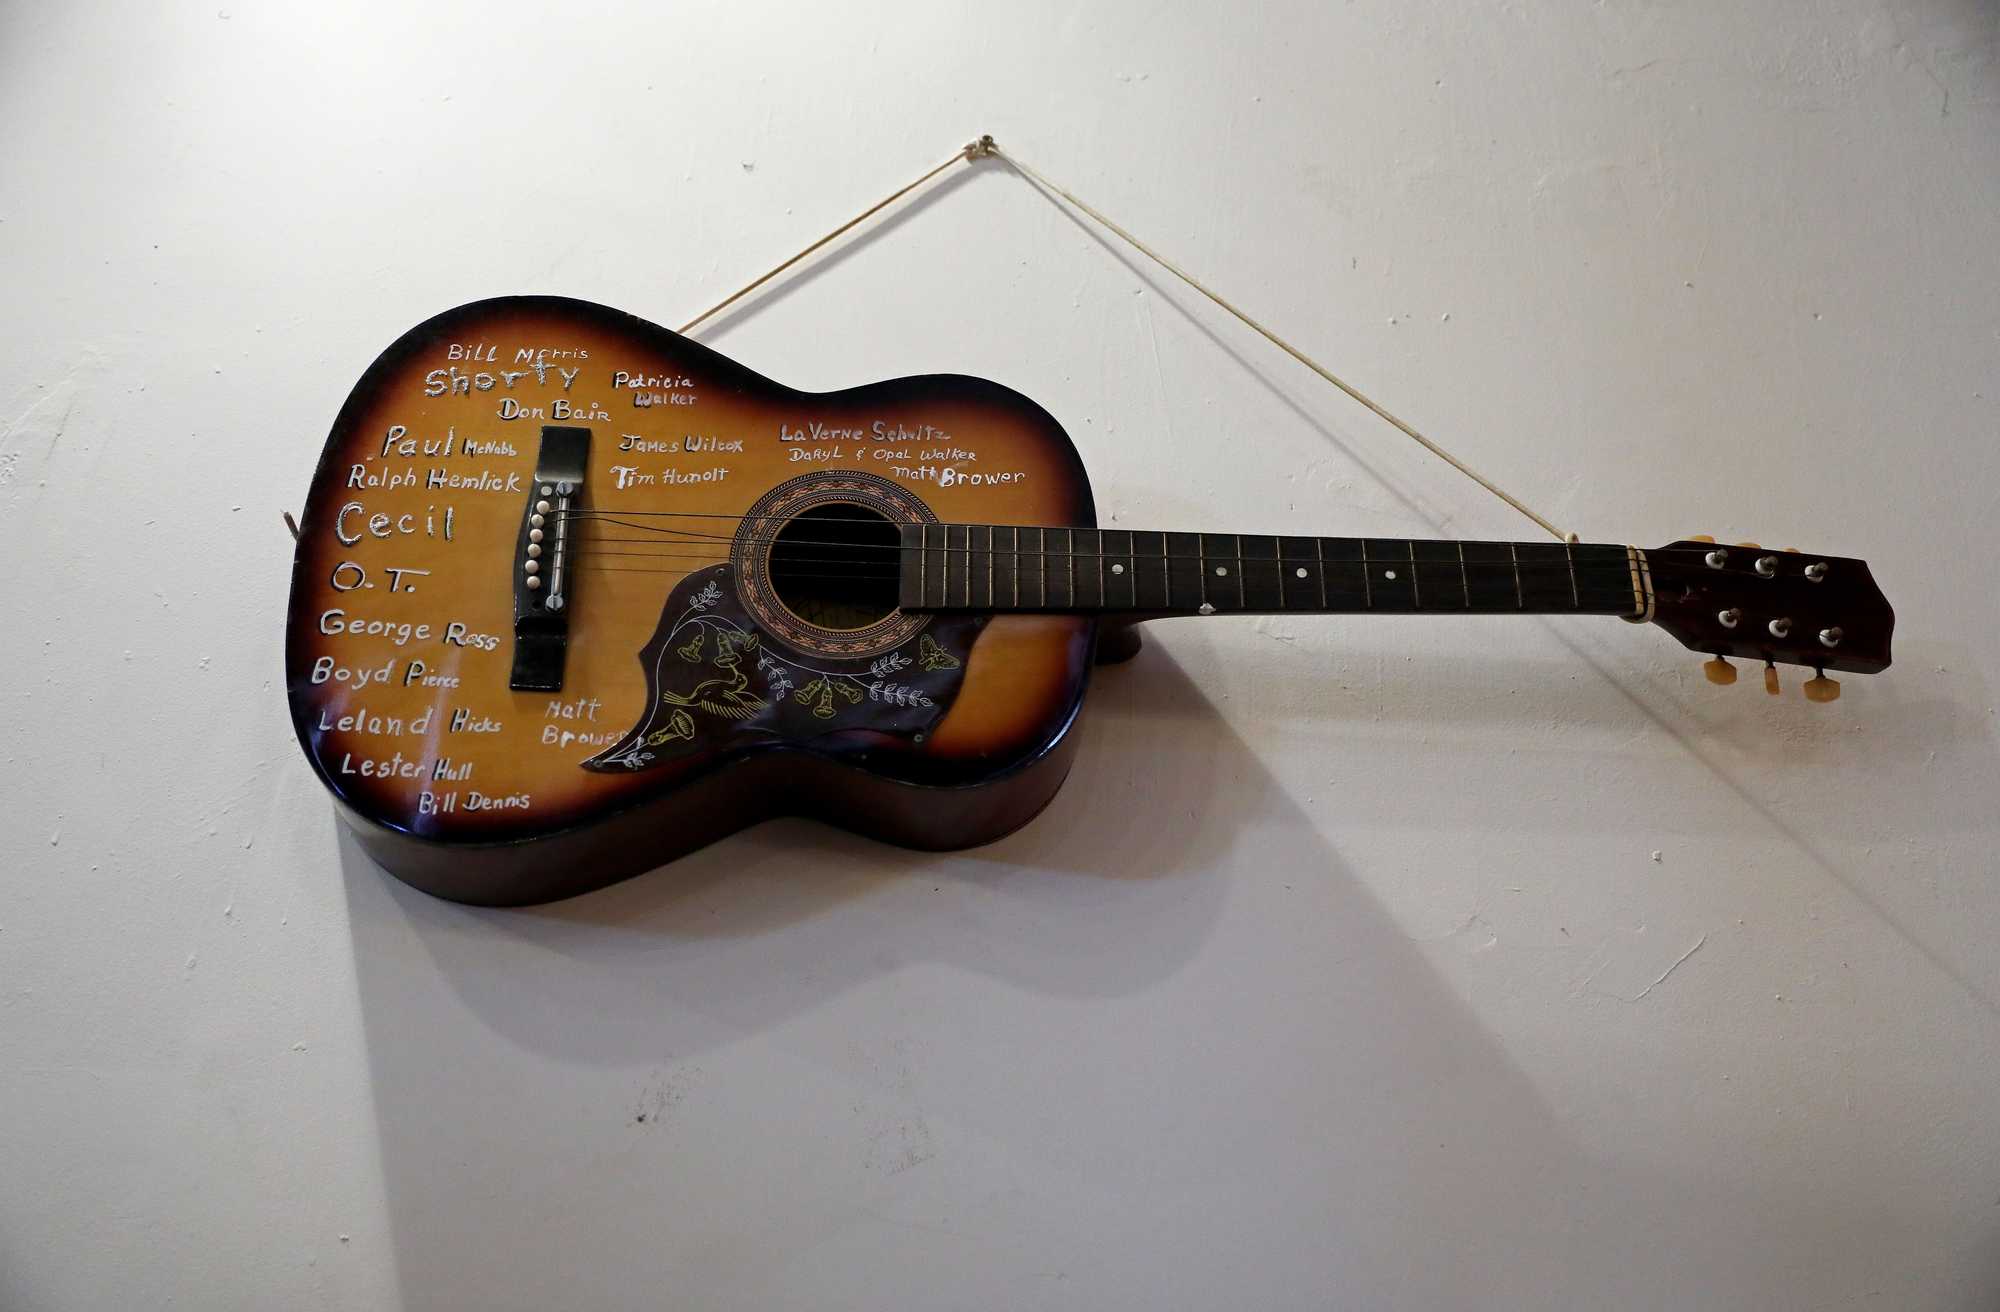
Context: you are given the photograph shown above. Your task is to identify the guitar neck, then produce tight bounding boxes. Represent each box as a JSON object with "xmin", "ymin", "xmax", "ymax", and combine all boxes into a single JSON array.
[{"xmin": 899, "ymin": 524, "xmax": 1650, "ymax": 619}]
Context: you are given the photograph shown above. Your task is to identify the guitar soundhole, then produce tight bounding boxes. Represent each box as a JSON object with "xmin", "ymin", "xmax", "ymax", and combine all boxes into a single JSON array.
[{"xmin": 767, "ymin": 502, "xmax": 903, "ymax": 632}]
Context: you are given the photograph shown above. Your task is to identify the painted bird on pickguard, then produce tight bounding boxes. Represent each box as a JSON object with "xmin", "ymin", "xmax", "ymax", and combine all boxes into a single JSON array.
[{"xmin": 660, "ymin": 630, "xmax": 770, "ymax": 721}]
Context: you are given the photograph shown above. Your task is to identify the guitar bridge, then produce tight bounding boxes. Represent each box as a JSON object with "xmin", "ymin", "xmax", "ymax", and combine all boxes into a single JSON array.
[{"xmin": 508, "ymin": 425, "xmax": 591, "ymax": 691}]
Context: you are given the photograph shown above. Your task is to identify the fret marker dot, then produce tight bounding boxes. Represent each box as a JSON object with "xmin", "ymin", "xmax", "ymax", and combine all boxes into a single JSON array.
[
  {"xmin": 1214, "ymin": 566, "xmax": 1228, "ymax": 577},
  {"xmin": 1384, "ymin": 569, "xmax": 1398, "ymax": 580},
  {"xmin": 1296, "ymin": 567, "xmax": 1308, "ymax": 578},
  {"xmin": 1111, "ymin": 563, "xmax": 1125, "ymax": 575}
]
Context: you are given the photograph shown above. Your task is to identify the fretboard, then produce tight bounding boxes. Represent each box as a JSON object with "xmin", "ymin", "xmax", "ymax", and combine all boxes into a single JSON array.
[{"xmin": 899, "ymin": 525, "xmax": 1648, "ymax": 618}]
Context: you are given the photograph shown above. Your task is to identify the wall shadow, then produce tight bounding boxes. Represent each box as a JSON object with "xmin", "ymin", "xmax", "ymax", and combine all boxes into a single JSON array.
[
  {"xmin": 339, "ymin": 643, "xmax": 1235, "ymax": 1066},
  {"xmin": 991, "ymin": 163, "xmax": 2000, "ymax": 1022},
  {"xmin": 336, "ymin": 643, "xmax": 1956, "ymax": 1308}
]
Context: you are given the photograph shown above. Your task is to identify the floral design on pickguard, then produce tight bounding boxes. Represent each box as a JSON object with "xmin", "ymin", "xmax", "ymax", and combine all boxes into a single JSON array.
[{"xmin": 586, "ymin": 566, "xmax": 982, "ymax": 773}]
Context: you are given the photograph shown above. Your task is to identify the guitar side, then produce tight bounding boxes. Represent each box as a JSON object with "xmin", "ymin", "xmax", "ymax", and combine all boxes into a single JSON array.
[{"xmin": 286, "ymin": 296, "xmax": 1098, "ymax": 905}]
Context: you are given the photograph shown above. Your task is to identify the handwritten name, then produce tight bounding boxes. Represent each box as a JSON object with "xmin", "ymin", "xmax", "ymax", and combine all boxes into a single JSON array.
[
  {"xmin": 885, "ymin": 465, "xmax": 1026, "ymax": 488},
  {"xmin": 616, "ymin": 433, "xmax": 744, "ymax": 454},
  {"xmin": 609, "ymin": 465, "xmax": 731, "ymax": 488},
  {"xmin": 425, "ymin": 360, "xmax": 579, "ymax": 396}
]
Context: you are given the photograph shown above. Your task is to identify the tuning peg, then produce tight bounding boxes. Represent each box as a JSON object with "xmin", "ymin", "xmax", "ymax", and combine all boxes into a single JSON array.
[
  {"xmin": 1803, "ymin": 671, "xmax": 1841, "ymax": 703},
  {"xmin": 1703, "ymin": 656, "xmax": 1737, "ymax": 685},
  {"xmin": 1783, "ymin": 547, "xmax": 1800, "ymax": 554},
  {"xmin": 1763, "ymin": 662, "xmax": 1781, "ymax": 695},
  {"xmin": 1736, "ymin": 541, "xmax": 1762, "ymax": 549},
  {"xmin": 1687, "ymin": 534, "xmax": 1715, "ymax": 543}
]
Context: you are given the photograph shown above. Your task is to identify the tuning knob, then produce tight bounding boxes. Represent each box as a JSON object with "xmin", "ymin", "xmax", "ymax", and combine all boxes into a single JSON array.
[
  {"xmin": 1687, "ymin": 534, "xmax": 1715, "ymax": 543},
  {"xmin": 1803, "ymin": 671, "xmax": 1841, "ymax": 703},
  {"xmin": 1703, "ymin": 656, "xmax": 1737, "ymax": 685},
  {"xmin": 1763, "ymin": 662, "xmax": 1781, "ymax": 695}
]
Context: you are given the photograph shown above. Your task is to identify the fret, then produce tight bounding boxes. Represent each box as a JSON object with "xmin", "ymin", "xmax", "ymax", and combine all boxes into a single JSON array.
[
  {"xmin": 1280, "ymin": 536, "xmax": 1319, "ymax": 611},
  {"xmin": 921, "ymin": 522, "xmax": 945, "ymax": 609},
  {"xmin": 1198, "ymin": 533, "xmax": 1238, "ymax": 610},
  {"xmin": 943, "ymin": 524, "xmax": 968, "ymax": 609},
  {"xmin": 1130, "ymin": 530, "xmax": 1168, "ymax": 609},
  {"xmin": 1563, "ymin": 539, "xmax": 1580, "ymax": 608},
  {"xmin": 963, "ymin": 524, "xmax": 975, "ymax": 608},
  {"xmin": 1021, "ymin": 526, "xmax": 1045, "ymax": 608},
  {"xmin": 1104, "ymin": 529, "xmax": 1137, "ymax": 609},
  {"xmin": 1571, "ymin": 544, "xmax": 1640, "ymax": 611},
  {"xmin": 1461, "ymin": 541, "xmax": 1523, "ymax": 612},
  {"xmin": 936, "ymin": 520, "xmax": 952, "ymax": 608},
  {"xmin": 1513, "ymin": 542, "xmax": 1574, "ymax": 610},
  {"xmin": 1312, "ymin": 536, "xmax": 1367, "ymax": 608},
  {"xmin": 1571, "ymin": 544, "xmax": 1636, "ymax": 610},
  {"xmin": 1046, "ymin": 528, "xmax": 1073, "ymax": 609},
  {"xmin": 899, "ymin": 523, "xmax": 926, "ymax": 607},
  {"xmin": 1005, "ymin": 525, "xmax": 1021, "ymax": 607},
  {"xmin": 1241, "ymin": 534, "xmax": 1283, "ymax": 611},
  {"xmin": 1363, "ymin": 539, "xmax": 1415, "ymax": 610},
  {"xmin": 1411, "ymin": 539, "xmax": 1465, "ymax": 609},
  {"xmin": 1167, "ymin": 532, "xmax": 1203, "ymax": 611},
  {"xmin": 1073, "ymin": 528, "xmax": 1104, "ymax": 608},
  {"xmin": 1509, "ymin": 541, "xmax": 1523, "ymax": 608},
  {"xmin": 988, "ymin": 524, "xmax": 1008, "ymax": 608},
  {"xmin": 971, "ymin": 524, "xmax": 993, "ymax": 609}
]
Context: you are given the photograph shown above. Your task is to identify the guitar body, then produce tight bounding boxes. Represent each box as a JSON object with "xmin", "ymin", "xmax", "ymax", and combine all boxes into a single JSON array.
[{"xmin": 287, "ymin": 296, "xmax": 1100, "ymax": 905}]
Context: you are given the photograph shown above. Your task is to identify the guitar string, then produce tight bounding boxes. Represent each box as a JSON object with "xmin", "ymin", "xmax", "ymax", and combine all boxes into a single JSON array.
[
  {"xmin": 580, "ymin": 557, "xmax": 1641, "ymax": 595},
  {"xmin": 568, "ymin": 544, "xmax": 1735, "ymax": 596},
  {"xmin": 562, "ymin": 531, "xmax": 1741, "ymax": 574},
  {"xmin": 577, "ymin": 556, "xmax": 1644, "ymax": 608},
  {"xmin": 569, "ymin": 544, "xmax": 1646, "ymax": 593},
  {"xmin": 574, "ymin": 555, "xmax": 1645, "ymax": 590},
  {"xmin": 573, "ymin": 542, "xmax": 1638, "ymax": 575},
  {"xmin": 556, "ymin": 508, "xmax": 1760, "ymax": 564},
  {"xmin": 554, "ymin": 510, "xmax": 1748, "ymax": 564},
  {"xmin": 566, "ymin": 537, "xmax": 1666, "ymax": 584},
  {"xmin": 575, "ymin": 546, "xmax": 1643, "ymax": 602}
]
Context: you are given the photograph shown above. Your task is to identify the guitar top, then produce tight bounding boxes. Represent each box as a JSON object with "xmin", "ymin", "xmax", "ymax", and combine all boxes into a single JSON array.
[{"xmin": 287, "ymin": 297, "xmax": 1893, "ymax": 905}]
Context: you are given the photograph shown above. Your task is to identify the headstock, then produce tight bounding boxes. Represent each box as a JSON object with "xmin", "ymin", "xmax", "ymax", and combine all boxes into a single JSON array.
[{"xmin": 1646, "ymin": 537, "xmax": 1893, "ymax": 701}]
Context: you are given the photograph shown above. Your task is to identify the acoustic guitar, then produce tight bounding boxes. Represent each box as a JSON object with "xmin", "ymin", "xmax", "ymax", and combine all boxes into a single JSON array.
[{"xmin": 286, "ymin": 297, "xmax": 1894, "ymax": 905}]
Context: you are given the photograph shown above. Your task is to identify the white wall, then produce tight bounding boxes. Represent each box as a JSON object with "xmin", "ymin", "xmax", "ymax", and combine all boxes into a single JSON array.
[{"xmin": 4, "ymin": 2, "xmax": 1998, "ymax": 1307}]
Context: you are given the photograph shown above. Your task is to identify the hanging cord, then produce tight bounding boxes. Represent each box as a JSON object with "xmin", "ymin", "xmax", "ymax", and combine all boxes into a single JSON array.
[
  {"xmin": 678, "ymin": 141, "xmax": 987, "ymax": 335},
  {"xmin": 679, "ymin": 134, "xmax": 1572, "ymax": 542}
]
